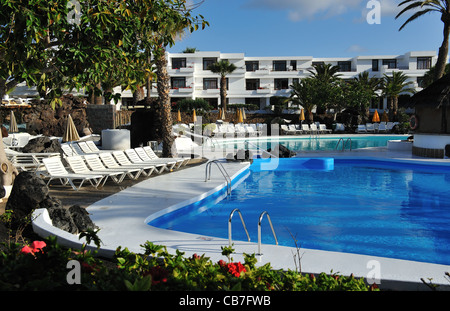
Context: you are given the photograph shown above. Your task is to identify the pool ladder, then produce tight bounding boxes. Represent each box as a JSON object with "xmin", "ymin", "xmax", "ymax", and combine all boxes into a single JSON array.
[
  {"xmin": 205, "ymin": 159, "xmax": 232, "ymax": 196},
  {"xmin": 335, "ymin": 138, "xmax": 352, "ymax": 151},
  {"xmin": 228, "ymin": 209, "xmax": 278, "ymax": 255}
]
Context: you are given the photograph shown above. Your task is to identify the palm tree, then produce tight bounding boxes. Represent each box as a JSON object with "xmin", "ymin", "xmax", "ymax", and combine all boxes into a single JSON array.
[
  {"xmin": 382, "ymin": 71, "xmax": 416, "ymax": 120},
  {"xmin": 289, "ymin": 79, "xmax": 317, "ymax": 124},
  {"xmin": 353, "ymin": 72, "xmax": 382, "ymax": 116},
  {"xmin": 422, "ymin": 63, "xmax": 450, "ymax": 87},
  {"xmin": 308, "ymin": 63, "xmax": 342, "ymax": 83},
  {"xmin": 208, "ymin": 60, "xmax": 237, "ymax": 111},
  {"xmin": 396, "ymin": 0, "xmax": 450, "ymax": 81}
]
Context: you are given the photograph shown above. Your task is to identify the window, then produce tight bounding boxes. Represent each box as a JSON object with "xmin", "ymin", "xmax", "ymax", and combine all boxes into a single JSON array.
[
  {"xmin": 312, "ymin": 61, "xmax": 324, "ymax": 67},
  {"xmin": 338, "ymin": 61, "xmax": 352, "ymax": 72},
  {"xmin": 274, "ymin": 78, "xmax": 289, "ymax": 90},
  {"xmin": 372, "ymin": 59, "xmax": 379, "ymax": 71},
  {"xmin": 172, "ymin": 58, "xmax": 186, "ymax": 69},
  {"xmin": 292, "ymin": 78, "xmax": 299, "ymax": 85},
  {"xmin": 245, "ymin": 61, "xmax": 259, "ymax": 72},
  {"xmin": 417, "ymin": 77, "xmax": 426, "ymax": 88},
  {"xmin": 290, "ymin": 60, "xmax": 297, "ymax": 71},
  {"xmin": 171, "ymin": 77, "xmax": 186, "ymax": 89},
  {"xmin": 273, "ymin": 60, "xmax": 287, "ymax": 71},
  {"xmin": 203, "ymin": 78, "xmax": 218, "ymax": 90},
  {"xmin": 417, "ymin": 57, "xmax": 432, "ymax": 70},
  {"xmin": 246, "ymin": 79, "xmax": 260, "ymax": 90},
  {"xmin": 382, "ymin": 59, "xmax": 397, "ymax": 69},
  {"xmin": 203, "ymin": 58, "xmax": 217, "ymax": 70}
]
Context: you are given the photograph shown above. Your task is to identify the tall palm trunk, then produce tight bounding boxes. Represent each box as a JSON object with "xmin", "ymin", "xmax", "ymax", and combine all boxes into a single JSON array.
[
  {"xmin": 388, "ymin": 97, "xmax": 394, "ymax": 121},
  {"xmin": 435, "ymin": 18, "xmax": 450, "ymax": 80},
  {"xmin": 220, "ymin": 76, "xmax": 227, "ymax": 111},
  {"xmin": 156, "ymin": 49, "xmax": 174, "ymax": 157},
  {"xmin": 146, "ymin": 76, "xmax": 152, "ymax": 99},
  {"xmin": 146, "ymin": 56, "xmax": 152, "ymax": 99}
]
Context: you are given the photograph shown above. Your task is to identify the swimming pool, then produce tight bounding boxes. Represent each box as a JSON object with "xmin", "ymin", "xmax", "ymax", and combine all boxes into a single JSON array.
[
  {"xmin": 217, "ymin": 135, "xmax": 409, "ymax": 153},
  {"xmin": 149, "ymin": 158, "xmax": 450, "ymax": 265}
]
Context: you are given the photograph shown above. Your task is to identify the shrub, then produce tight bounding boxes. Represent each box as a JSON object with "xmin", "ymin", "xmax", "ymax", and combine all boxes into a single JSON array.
[{"xmin": 0, "ymin": 236, "xmax": 378, "ymax": 291}]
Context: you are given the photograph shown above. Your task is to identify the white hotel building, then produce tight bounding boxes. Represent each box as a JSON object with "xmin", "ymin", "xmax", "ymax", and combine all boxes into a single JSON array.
[
  {"xmin": 7, "ymin": 50, "xmax": 438, "ymax": 112},
  {"xmin": 119, "ymin": 50, "xmax": 437, "ymax": 112}
]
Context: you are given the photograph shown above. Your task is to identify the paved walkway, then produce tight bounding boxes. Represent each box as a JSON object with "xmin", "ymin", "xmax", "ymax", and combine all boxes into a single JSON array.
[{"xmin": 32, "ymin": 136, "xmax": 450, "ymax": 290}]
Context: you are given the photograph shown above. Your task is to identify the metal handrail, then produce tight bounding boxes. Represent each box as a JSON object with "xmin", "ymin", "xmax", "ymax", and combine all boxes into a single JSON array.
[
  {"xmin": 228, "ymin": 208, "xmax": 250, "ymax": 247},
  {"xmin": 335, "ymin": 138, "xmax": 352, "ymax": 151},
  {"xmin": 205, "ymin": 160, "xmax": 232, "ymax": 195},
  {"xmin": 335, "ymin": 138, "xmax": 344, "ymax": 150},
  {"xmin": 344, "ymin": 138, "xmax": 352, "ymax": 151},
  {"xmin": 257, "ymin": 211, "xmax": 278, "ymax": 256}
]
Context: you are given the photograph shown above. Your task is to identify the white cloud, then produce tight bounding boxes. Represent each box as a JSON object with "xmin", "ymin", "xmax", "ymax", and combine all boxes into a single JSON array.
[
  {"xmin": 347, "ymin": 44, "xmax": 368, "ymax": 53},
  {"xmin": 243, "ymin": 0, "xmax": 401, "ymax": 21}
]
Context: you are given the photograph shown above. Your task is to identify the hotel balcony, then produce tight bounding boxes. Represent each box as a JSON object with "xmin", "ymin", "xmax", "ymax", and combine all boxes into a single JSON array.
[
  {"xmin": 168, "ymin": 64, "xmax": 195, "ymax": 75},
  {"xmin": 256, "ymin": 87, "xmax": 271, "ymax": 94},
  {"xmin": 170, "ymin": 87, "xmax": 194, "ymax": 95}
]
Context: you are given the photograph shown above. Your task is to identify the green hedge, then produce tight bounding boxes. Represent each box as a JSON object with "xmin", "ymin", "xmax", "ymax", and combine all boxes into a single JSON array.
[{"xmin": 0, "ymin": 234, "xmax": 378, "ymax": 291}]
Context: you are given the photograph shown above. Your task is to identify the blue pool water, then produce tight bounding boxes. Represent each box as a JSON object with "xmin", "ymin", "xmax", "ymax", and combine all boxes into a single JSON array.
[
  {"xmin": 149, "ymin": 158, "xmax": 450, "ymax": 265},
  {"xmin": 218, "ymin": 135, "xmax": 408, "ymax": 152}
]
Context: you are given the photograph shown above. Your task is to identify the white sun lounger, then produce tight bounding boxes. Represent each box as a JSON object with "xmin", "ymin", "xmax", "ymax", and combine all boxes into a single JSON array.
[
  {"xmin": 98, "ymin": 152, "xmax": 143, "ymax": 179},
  {"xmin": 112, "ymin": 151, "xmax": 156, "ymax": 177},
  {"xmin": 134, "ymin": 147, "xmax": 176, "ymax": 171},
  {"xmin": 42, "ymin": 157, "xmax": 105, "ymax": 191},
  {"xmin": 65, "ymin": 155, "xmax": 126, "ymax": 186},
  {"xmin": 365, "ymin": 123, "xmax": 375, "ymax": 133},
  {"xmin": 142, "ymin": 146, "xmax": 189, "ymax": 167},
  {"xmin": 124, "ymin": 149, "xmax": 167, "ymax": 174},
  {"xmin": 84, "ymin": 154, "xmax": 140, "ymax": 181},
  {"xmin": 319, "ymin": 124, "xmax": 332, "ymax": 134},
  {"xmin": 356, "ymin": 125, "xmax": 367, "ymax": 133},
  {"xmin": 301, "ymin": 124, "xmax": 311, "ymax": 134}
]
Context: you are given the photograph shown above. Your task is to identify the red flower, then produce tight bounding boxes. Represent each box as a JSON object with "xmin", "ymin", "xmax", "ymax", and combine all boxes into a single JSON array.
[
  {"xmin": 20, "ymin": 241, "xmax": 46, "ymax": 256},
  {"xmin": 226, "ymin": 262, "xmax": 246, "ymax": 278},
  {"xmin": 20, "ymin": 245, "xmax": 34, "ymax": 255},
  {"xmin": 31, "ymin": 241, "xmax": 46, "ymax": 253},
  {"xmin": 218, "ymin": 260, "xmax": 227, "ymax": 268},
  {"xmin": 145, "ymin": 266, "xmax": 169, "ymax": 286}
]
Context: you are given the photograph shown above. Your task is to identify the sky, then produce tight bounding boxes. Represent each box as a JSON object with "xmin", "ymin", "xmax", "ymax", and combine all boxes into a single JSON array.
[{"xmin": 167, "ymin": 0, "xmax": 445, "ymax": 58}]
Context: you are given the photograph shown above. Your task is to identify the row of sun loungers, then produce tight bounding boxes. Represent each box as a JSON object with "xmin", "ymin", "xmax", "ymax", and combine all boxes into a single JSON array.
[
  {"xmin": 281, "ymin": 124, "xmax": 332, "ymax": 135},
  {"xmin": 356, "ymin": 122, "xmax": 399, "ymax": 133},
  {"xmin": 212, "ymin": 124, "xmax": 265, "ymax": 138},
  {"xmin": 37, "ymin": 141, "xmax": 190, "ymax": 191}
]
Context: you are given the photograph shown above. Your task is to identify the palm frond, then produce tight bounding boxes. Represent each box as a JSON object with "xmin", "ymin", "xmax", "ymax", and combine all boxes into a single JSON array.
[{"xmin": 398, "ymin": 8, "xmax": 436, "ymax": 30}]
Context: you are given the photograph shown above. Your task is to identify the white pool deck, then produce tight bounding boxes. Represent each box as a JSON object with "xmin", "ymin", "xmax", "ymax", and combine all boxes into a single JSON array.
[{"xmin": 32, "ymin": 135, "xmax": 450, "ymax": 290}]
